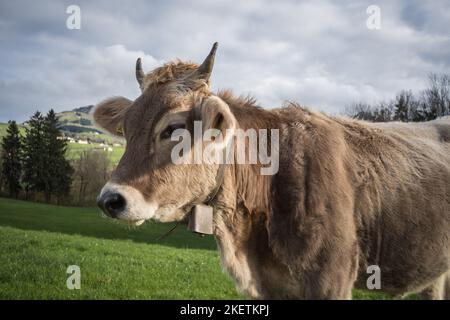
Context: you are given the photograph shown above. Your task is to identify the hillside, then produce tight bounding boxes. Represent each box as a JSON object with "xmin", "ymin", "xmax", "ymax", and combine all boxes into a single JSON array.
[
  {"xmin": 56, "ymin": 105, "xmax": 124, "ymax": 146},
  {"xmin": 0, "ymin": 106, "xmax": 125, "ymax": 165},
  {"xmin": 0, "ymin": 122, "xmax": 26, "ymax": 137},
  {"xmin": 56, "ymin": 106, "xmax": 125, "ymax": 164}
]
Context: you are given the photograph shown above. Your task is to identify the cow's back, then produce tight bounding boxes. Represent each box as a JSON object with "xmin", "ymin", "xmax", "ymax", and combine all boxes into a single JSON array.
[
  {"xmin": 354, "ymin": 117, "xmax": 450, "ymax": 295},
  {"xmin": 369, "ymin": 116, "xmax": 450, "ymax": 148},
  {"xmin": 272, "ymin": 107, "xmax": 449, "ymax": 296}
]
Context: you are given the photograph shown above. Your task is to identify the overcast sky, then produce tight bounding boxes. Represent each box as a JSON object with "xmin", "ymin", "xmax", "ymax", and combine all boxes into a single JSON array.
[{"xmin": 0, "ymin": 0, "xmax": 449, "ymax": 122}]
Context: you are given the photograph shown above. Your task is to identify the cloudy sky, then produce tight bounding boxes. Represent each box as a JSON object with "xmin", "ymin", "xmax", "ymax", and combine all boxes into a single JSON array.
[{"xmin": 0, "ymin": 0, "xmax": 449, "ymax": 122}]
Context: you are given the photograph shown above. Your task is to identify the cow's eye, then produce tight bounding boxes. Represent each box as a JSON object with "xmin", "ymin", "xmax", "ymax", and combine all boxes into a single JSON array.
[{"xmin": 160, "ymin": 123, "xmax": 186, "ymax": 140}]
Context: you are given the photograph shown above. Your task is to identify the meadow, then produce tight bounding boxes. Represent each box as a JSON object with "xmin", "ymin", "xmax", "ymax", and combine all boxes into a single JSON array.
[
  {"xmin": 0, "ymin": 122, "xmax": 26, "ymax": 137},
  {"xmin": 0, "ymin": 197, "xmax": 239, "ymax": 299},
  {"xmin": 65, "ymin": 142, "xmax": 124, "ymax": 165},
  {"xmin": 0, "ymin": 197, "xmax": 394, "ymax": 299}
]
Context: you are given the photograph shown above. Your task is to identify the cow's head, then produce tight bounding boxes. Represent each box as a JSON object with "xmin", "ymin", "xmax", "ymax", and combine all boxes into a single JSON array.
[{"xmin": 94, "ymin": 43, "xmax": 236, "ymax": 225}]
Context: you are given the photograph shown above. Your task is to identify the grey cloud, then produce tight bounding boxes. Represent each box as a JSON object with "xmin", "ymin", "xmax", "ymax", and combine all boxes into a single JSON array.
[{"xmin": 0, "ymin": 0, "xmax": 449, "ymax": 121}]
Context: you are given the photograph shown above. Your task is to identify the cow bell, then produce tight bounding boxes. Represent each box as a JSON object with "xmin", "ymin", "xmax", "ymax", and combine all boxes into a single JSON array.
[{"xmin": 187, "ymin": 204, "xmax": 214, "ymax": 235}]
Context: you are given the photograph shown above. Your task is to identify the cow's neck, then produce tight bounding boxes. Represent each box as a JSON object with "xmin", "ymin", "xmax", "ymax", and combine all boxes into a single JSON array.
[
  {"xmin": 215, "ymin": 91, "xmax": 278, "ymax": 215},
  {"xmin": 211, "ymin": 98, "xmax": 279, "ymax": 298},
  {"xmin": 212, "ymin": 162, "xmax": 273, "ymax": 298}
]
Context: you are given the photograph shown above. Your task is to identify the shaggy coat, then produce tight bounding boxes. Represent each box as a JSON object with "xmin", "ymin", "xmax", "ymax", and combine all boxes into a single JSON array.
[
  {"xmin": 94, "ymin": 49, "xmax": 450, "ymax": 299},
  {"xmin": 211, "ymin": 94, "xmax": 450, "ymax": 299}
]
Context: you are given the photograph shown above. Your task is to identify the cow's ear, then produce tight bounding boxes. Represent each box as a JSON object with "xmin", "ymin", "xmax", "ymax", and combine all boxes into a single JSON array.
[
  {"xmin": 93, "ymin": 97, "xmax": 133, "ymax": 136},
  {"xmin": 199, "ymin": 96, "xmax": 236, "ymax": 150}
]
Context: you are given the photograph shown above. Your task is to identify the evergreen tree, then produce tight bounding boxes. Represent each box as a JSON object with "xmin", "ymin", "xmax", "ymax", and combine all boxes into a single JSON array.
[
  {"xmin": 0, "ymin": 145, "xmax": 3, "ymax": 188},
  {"xmin": 1, "ymin": 121, "xmax": 23, "ymax": 198},
  {"xmin": 393, "ymin": 90, "xmax": 412, "ymax": 122},
  {"xmin": 42, "ymin": 109, "xmax": 73, "ymax": 201},
  {"xmin": 22, "ymin": 111, "xmax": 46, "ymax": 199}
]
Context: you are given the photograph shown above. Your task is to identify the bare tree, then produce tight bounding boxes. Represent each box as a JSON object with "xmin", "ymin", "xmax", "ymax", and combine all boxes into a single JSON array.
[
  {"xmin": 373, "ymin": 101, "xmax": 394, "ymax": 122},
  {"xmin": 423, "ymin": 73, "xmax": 450, "ymax": 119},
  {"xmin": 344, "ymin": 102, "xmax": 374, "ymax": 120},
  {"xmin": 344, "ymin": 73, "xmax": 450, "ymax": 122},
  {"xmin": 71, "ymin": 149, "xmax": 111, "ymax": 206}
]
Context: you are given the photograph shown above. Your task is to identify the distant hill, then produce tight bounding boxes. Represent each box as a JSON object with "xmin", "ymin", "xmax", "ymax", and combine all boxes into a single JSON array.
[
  {"xmin": 72, "ymin": 105, "xmax": 94, "ymax": 114},
  {"xmin": 55, "ymin": 105, "xmax": 124, "ymax": 145},
  {"xmin": 0, "ymin": 106, "xmax": 125, "ymax": 166},
  {"xmin": 0, "ymin": 105, "xmax": 122, "ymax": 146}
]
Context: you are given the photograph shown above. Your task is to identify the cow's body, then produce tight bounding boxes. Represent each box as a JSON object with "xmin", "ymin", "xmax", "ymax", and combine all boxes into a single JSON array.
[
  {"xmin": 211, "ymin": 96, "xmax": 450, "ymax": 299},
  {"xmin": 94, "ymin": 44, "xmax": 450, "ymax": 299}
]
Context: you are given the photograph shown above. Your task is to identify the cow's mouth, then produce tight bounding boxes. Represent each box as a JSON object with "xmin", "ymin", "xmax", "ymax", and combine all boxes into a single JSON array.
[
  {"xmin": 115, "ymin": 207, "xmax": 187, "ymax": 227},
  {"xmin": 153, "ymin": 206, "xmax": 188, "ymax": 222},
  {"xmin": 117, "ymin": 219, "xmax": 146, "ymax": 226}
]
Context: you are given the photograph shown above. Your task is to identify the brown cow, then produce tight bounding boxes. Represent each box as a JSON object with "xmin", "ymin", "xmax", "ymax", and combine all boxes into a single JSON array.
[{"xmin": 94, "ymin": 43, "xmax": 450, "ymax": 299}]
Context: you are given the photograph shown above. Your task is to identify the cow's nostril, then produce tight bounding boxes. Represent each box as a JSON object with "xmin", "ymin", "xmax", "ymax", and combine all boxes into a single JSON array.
[{"xmin": 98, "ymin": 192, "xmax": 126, "ymax": 218}]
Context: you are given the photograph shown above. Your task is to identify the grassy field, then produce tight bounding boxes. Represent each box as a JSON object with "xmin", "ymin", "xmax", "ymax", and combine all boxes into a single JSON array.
[
  {"xmin": 0, "ymin": 122, "xmax": 124, "ymax": 166},
  {"xmin": 0, "ymin": 122, "xmax": 26, "ymax": 137},
  {"xmin": 0, "ymin": 197, "xmax": 239, "ymax": 299},
  {"xmin": 65, "ymin": 142, "xmax": 125, "ymax": 165},
  {"xmin": 0, "ymin": 197, "xmax": 395, "ymax": 299}
]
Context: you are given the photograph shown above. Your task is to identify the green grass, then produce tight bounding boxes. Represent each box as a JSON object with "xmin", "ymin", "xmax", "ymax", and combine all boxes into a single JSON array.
[
  {"xmin": 0, "ymin": 197, "xmax": 397, "ymax": 299},
  {"xmin": 0, "ymin": 122, "xmax": 26, "ymax": 137},
  {"xmin": 0, "ymin": 197, "xmax": 240, "ymax": 299},
  {"xmin": 65, "ymin": 143, "xmax": 125, "ymax": 165}
]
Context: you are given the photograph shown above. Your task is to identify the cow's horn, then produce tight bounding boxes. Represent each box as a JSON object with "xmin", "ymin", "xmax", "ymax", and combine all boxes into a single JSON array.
[
  {"xmin": 195, "ymin": 42, "xmax": 218, "ymax": 81},
  {"xmin": 136, "ymin": 58, "xmax": 145, "ymax": 87}
]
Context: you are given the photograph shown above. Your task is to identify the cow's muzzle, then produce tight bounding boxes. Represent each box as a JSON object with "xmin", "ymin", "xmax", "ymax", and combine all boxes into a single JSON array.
[{"xmin": 97, "ymin": 191, "xmax": 126, "ymax": 218}]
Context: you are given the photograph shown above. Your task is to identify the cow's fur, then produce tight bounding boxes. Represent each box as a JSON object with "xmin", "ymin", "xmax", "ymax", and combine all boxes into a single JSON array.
[
  {"xmin": 211, "ymin": 94, "xmax": 450, "ymax": 299},
  {"xmin": 94, "ymin": 58, "xmax": 450, "ymax": 299}
]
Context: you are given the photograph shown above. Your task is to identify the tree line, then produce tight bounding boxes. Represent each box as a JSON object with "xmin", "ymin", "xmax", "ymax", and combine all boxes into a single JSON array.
[
  {"xmin": 1, "ymin": 110, "xmax": 73, "ymax": 202},
  {"xmin": 345, "ymin": 73, "xmax": 450, "ymax": 122},
  {"xmin": 0, "ymin": 109, "xmax": 112, "ymax": 206}
]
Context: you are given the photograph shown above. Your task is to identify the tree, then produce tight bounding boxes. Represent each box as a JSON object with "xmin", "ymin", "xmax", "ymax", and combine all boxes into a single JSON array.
[
  {"xmin": 22, "ymin": 110, "xmax": 73, "ymax": 202},
  {"xmin": 344, "ymin": 73, "xmax": 450, "ymax": 123},
  {"xmin": 393, "ymin": 90, "xmax": 413, "ymax": 122},
  {"xmin": 42, "ymin": 109, "xmax": 73, "ymax": 202},
  {"xmin": 22, "ymin": 111, "xmax": 46, "ymax": 199},
  {"xmin": 72, "ymin": 149, "xmax": 110, "ymax": 206},
  {"xmin": 345, "ymin": 103, "xmax": 374, "ymax": 120},
  {"xmin": 1, "ymin": 121, "xmax": 23, "ymax": 198},
  {"xmin": 0, "ymin": 145, "xmax": 3, "ymax": 189},
  {"xmin": 423, "ymin": 73, "xmax": 450, "ymax": 119},
  {"xmin": 409, "ymin": 96, "xmax": 428, "ymax": 122},
  {"xmin": 372, "ymin": 102, "xmax": 394, "ymax": 122},
  {"xmin": 345, "ymin": 101, "xmax": 393, "ymax": 122}
]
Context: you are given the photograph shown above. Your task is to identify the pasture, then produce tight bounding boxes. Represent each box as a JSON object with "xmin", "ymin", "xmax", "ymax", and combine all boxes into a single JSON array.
[
  {"xmin": 65, "ymin": 142, "xmax": 125, "ymax": 165},
  {"xmin": 0, "ymin": 197, "xmax": 393, "ymax": 299}
]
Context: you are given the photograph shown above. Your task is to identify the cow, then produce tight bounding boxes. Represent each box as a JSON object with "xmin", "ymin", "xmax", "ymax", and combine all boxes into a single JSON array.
[{"xmin": 94, "ymin": 43, "xmax": 450, "ymax": 299}]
